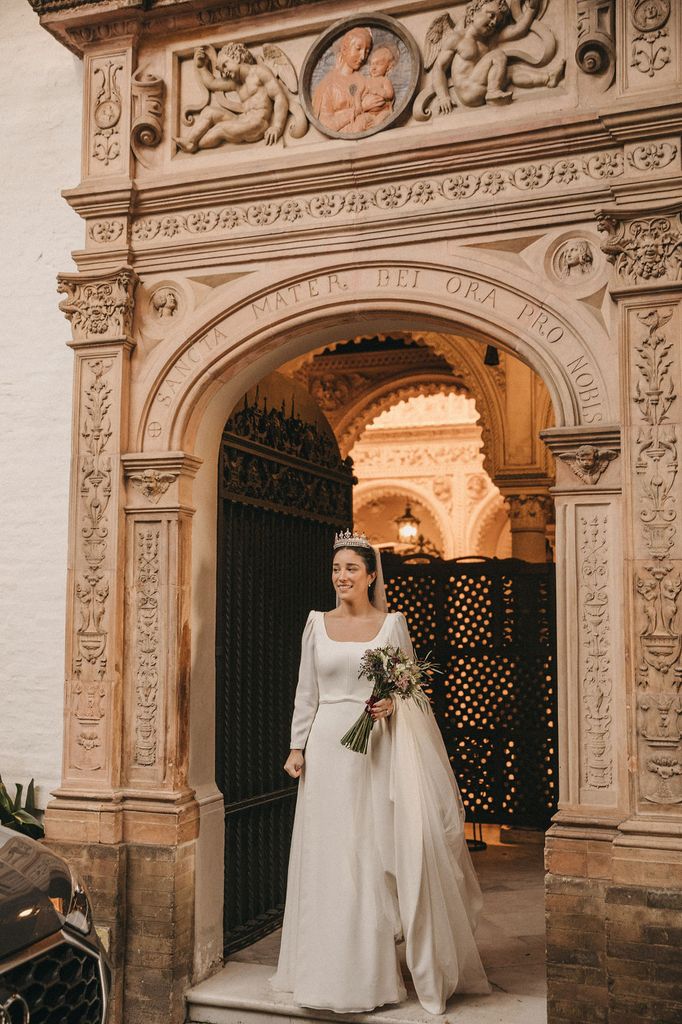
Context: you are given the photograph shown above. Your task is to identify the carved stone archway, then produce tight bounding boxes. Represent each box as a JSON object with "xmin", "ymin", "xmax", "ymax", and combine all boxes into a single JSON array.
[{"xmin": 32, "ymin": 0, "xmax": 682, "ymax": 1018}]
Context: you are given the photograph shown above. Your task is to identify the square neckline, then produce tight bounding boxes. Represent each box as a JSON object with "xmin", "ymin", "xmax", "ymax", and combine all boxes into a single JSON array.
[{"xmin": 320, "ymin": 610, "xmax": 391, "ymax": 644}]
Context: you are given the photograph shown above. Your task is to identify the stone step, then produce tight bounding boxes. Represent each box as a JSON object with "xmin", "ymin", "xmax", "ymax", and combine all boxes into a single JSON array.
[{"xmin": 185, "ymin": 962, "xmax": 545, "ymax": 1024}]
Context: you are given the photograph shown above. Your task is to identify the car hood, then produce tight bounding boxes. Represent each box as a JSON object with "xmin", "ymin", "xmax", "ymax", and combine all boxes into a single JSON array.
[{"xmin": 0, "ymin": 826, "xmax": 72, "ymax": 959}]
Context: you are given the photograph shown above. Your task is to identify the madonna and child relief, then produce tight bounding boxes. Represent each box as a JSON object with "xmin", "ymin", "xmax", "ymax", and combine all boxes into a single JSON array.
[
  {"xmin": 306, "ymin": 22, "xmax": 416, "ymax": 139},
  {"xmin": 303, "ymin": 17, "xmax": 419, "ymax": 139}
]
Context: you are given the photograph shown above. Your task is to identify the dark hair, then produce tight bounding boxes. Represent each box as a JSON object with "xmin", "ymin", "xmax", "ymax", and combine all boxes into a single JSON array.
[{"xmin": 334, "ymin": 545, "xmax": 377, "ymax": 602}]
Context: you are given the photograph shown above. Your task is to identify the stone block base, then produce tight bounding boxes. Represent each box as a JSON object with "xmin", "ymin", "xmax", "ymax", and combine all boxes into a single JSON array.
[
  {"xmin": 45, "ymin": 839, "xmax": 196, "ymax": 1024},
  {"xmin": 546, "ymin": 872, "xmax": 682, "ymax": 1023}
]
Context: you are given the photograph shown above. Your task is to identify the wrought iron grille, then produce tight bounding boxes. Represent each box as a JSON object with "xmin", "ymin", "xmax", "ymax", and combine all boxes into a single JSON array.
[
  {"xmin": 382, "ymin": 554, "xmax": 558, "ymax": 829},
  {"xmin": 216, "ymin": 394, "xmax": 352, "ymax": 957}
]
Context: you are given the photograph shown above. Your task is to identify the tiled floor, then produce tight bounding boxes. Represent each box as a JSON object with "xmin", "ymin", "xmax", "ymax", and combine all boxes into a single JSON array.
[{"xmin": 187, "ymin": 830, "xmax": 547, "ymax": 1024}]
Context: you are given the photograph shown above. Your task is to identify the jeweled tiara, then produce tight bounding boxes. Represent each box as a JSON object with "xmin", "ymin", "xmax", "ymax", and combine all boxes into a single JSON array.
[{"xmin": 333, "ymin": 529, "xmax": 372, "ymax": 551}]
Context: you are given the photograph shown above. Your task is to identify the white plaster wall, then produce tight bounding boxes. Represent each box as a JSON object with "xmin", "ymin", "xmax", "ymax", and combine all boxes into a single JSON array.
[{"xmin": 0, "ymin": 0, "xmax": 83, "ymax": 809}]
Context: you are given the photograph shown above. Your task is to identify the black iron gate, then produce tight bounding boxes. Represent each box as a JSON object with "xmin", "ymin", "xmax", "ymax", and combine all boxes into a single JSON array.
[
  {"xmin": 216, "ymin": 392, "xmax": 353, "ymax": 957},
  {"xmin": 382, "ymin": 553, "xmax": 558, "ymax": 829}
]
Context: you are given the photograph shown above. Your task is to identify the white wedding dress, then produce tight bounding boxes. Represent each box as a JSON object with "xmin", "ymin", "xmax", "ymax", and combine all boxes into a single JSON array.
[{"xmin": 271, "ymin": 609, "xmax": 490, "ymax": 1015}]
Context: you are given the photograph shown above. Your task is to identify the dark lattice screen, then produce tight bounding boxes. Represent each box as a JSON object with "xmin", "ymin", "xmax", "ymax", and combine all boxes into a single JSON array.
[
  {"xmin": 382, "ymin": 554, "xmax": 558, "ymax": 829},
  {"xmin": 216, "ymin": 395, "xmax": 353, "ymax": 957}
]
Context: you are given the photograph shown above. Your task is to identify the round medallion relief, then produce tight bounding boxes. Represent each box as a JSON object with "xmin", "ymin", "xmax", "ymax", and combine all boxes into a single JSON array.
[
  {"xmin": 150, "ymin": 287, "xmax": 180, "ymax": 320},
  {"xmin": 631, "ymin": 0, "xmax": 670, "ymax": 33},
  {"xmin": 300, "ymin": 14, "xmax": 421, "ymax": 141},
  {"xmin": 552, "ymin": 239, "xmax": 597, "ymax": 282}
]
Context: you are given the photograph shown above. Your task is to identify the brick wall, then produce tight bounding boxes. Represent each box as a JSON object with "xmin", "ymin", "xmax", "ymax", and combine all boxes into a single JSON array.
[
  {"xmin": 547, "ymin": 873, "xmax": 682, "ymax": 1023},
  {"xmin": 46, "ymin": 839, "xmax": 196, "ymax": 1024}
]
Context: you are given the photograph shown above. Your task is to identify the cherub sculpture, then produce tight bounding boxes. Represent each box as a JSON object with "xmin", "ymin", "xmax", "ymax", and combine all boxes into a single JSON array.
[
  {"xmin": 414, "ymin": 0, "xmax": 565, "ymax": 120},
  {"xmin": 176, "ymin": 41, "xmax": 308, "ymax": 151}
]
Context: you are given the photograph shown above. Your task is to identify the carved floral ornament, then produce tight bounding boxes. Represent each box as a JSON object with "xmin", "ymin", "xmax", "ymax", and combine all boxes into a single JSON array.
[
  {"xmin": 579, "ymin": 512, "xmax": 613, "ymax": 789},
  {"xmin": 132, "ymin": 149, "xmax": 628, "ymax": 243},
  {"xmin": 628, "ymin": 306, "xmax": 682, "ymax": 806},
  {"xmin": 58, "ymin": 267, "xmax": 138, "ymax": 342},
  {"xmin": 630, "ymin": 0, "xmax": 672, "ymax": 80}
]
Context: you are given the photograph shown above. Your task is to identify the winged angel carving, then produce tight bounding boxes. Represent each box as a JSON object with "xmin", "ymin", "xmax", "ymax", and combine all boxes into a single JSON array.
[
  {"xmin": 176, "ymin": 42, "xmax": 308, "ymax": 151},
  {"xmin": 413, "ymin": 0, "xmax": 565, "ymax": 121}
]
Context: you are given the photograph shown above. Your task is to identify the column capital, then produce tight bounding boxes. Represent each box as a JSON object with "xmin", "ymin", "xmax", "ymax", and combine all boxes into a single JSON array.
[
  {"xmin": 58, "ymin": 265, "xmax": 138, "ymax": 347},
  {"xmin": 596, "ymin": 199, "xmax": 682, "ymax": 296},
  {"xmin": 541, "ymin": 424, "xmax": 621, "ymax": 490},
  {"xmin": 500, "ymin": 489, "xmax": 554, "ymax": 529},
  {"xmin": 122, "ymin": 451, "xmax": 203, "ymax": 511}
]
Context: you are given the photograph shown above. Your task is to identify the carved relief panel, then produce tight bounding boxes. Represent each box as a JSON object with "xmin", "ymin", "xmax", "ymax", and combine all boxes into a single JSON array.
[
  {"xmin": 623, "ymin": 0, "xmax": 679, "ymax": 93},
  {"xmin": 84, "ymin": 48, "xmax": 133, "ymax": 180},
  {"xmin": 627, "ymin": 302, "xmax": 682, "ymax": 810}
]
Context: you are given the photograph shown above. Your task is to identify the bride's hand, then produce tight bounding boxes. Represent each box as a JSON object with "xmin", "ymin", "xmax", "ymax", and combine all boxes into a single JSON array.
[
  {"xmin": 284, "ymin": 749, "xmax": 305, "ymax": 778},
  {"xmin": 371, "ymin": 697, "xmax": 394, "ymax": 721}
]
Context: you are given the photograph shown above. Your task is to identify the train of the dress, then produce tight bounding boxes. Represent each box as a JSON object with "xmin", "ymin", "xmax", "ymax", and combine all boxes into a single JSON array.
[
  {"xmin": 272, "ymin": 690, "xmax": 490, "ymax": 1016},
  {"xmin": 390, "ymin": 695, "xmax": 490, "ymax": 1014}
]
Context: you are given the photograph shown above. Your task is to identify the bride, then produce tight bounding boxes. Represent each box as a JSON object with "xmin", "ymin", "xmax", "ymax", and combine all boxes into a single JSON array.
[{"xmin": 271, "ymin": 531, "xmax": 490, "ymax": 1015}]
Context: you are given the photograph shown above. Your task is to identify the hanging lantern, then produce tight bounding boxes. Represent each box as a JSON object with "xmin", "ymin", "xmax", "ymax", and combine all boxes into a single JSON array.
[{"xmin": 395, "ymin": 503, "xmax": 420, "ymax": 545}]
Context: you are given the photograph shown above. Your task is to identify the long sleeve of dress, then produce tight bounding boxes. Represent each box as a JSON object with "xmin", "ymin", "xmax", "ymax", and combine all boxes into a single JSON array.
[
  {"xmin": 393, "ymin": 611, "xmax": 415, "ymax": 659},
  {"xmin": 289, "ymin": 610, "xmax": 319, "ymax": 749}
]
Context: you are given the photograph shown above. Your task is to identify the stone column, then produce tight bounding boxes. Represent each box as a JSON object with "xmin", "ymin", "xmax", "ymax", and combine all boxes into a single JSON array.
[
  {"xmin": 118, "ymin": 451, "xmax": 202, "ymax": 1024},
  {"xmin": 501, "ymin": 489, "xmax": 554, "ymax": 562},
  {"xmin": 542, "ymin": 201, "xmax": 682, "ymax": 1024},
  {"xmin": 44, "ymin": 266, "xmax": 136, "ymax": 1020}
]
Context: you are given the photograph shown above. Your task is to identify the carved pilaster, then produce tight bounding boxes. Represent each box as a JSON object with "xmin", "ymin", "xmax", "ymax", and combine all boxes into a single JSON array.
[
  {"xmin": 627, "ymin": 0, "xmax": 674, "ymax": 86},
  {"xmin": 549, "ymin": 425, "xmax": 626, "ymax": 821},
  {"xmin": 627, "ymin": 303, "xmax": 682, "ymax": 812},
  {"xmin": 83, "ymin": 45, "xmax": 135, "ymax": 181},
  {"xmin": 122, "ymin": 453, "xmax": 201, "ymax": 797},
  {"xmin": 49, "ymin": 269, "xmax": 137, "ymax": 833}
]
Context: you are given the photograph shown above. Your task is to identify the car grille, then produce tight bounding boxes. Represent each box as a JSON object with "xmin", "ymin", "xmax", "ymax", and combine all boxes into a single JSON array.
[{"xmin": 1, "ymin": 938, "xmax": 104, "ymax": 1024}]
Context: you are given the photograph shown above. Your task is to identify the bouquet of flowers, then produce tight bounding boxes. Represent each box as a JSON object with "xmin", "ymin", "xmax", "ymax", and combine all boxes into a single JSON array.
[{"xmin": 340, "ymin": 644, "xmax": 437, "ymax": 755}]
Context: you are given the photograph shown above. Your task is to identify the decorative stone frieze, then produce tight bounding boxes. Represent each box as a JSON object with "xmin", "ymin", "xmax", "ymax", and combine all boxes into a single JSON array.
[
  {"xmin": 58, "ymin": 267, "xmax": 138, "ymax": 343},
  {"xmin": 597, "ymin": 203, "xmax": 682, "ymax": 287},
  {"xmin": 175, "ymin": 41, "xmax": 307, "ymax": 152},
  {"xmin": 133, "ymin": 148, "xmax": 630, "ymax": 246}
]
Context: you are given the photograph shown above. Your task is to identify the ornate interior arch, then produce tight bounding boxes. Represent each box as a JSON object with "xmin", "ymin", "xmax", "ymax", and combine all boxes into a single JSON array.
[{"xmin": 337, "ymin": 375, "xmax": 470, "ymax": 457}]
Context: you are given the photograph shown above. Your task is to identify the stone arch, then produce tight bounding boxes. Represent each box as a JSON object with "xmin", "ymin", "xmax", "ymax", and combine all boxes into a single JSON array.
[
  {"xmin": 129, "ymin": 253, "xmax": 618, "ymax": 972},
  {"xmin": 337, "ymin": 375, "xmax": 469, "ymax": 458},
  {"xmin": 134, "ymin": 254, "xmax": 616, "ymax": 455}
]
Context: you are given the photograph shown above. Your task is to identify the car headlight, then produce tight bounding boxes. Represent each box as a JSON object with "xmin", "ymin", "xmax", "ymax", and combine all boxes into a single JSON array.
[{"xmin": 49, "ymin": 871, "xmax": 93, "ymax": 935}]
